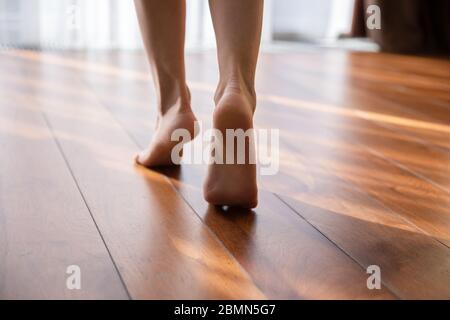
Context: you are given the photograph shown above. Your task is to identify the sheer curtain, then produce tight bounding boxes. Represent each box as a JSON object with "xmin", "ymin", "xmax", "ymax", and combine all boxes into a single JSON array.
[
  {"xmin": 0, "ymin": 0, "xmax": 219, "ymax": 50},
  {"xmin": 0, "ymin": 0, "xmax": 353, "ymax": 50},
  {"xmin": 0, "ymin": 0, "xmax": 137, "ymax": 49}
]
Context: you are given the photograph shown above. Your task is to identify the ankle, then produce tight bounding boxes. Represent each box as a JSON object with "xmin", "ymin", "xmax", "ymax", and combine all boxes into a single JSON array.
[
  {"xmin": 158, "ymin": 85, "xmax": 192, "ymax": 116},
  {"xmin": 215, "ymin": 77, "xmax": 256, "ymax": 109}
]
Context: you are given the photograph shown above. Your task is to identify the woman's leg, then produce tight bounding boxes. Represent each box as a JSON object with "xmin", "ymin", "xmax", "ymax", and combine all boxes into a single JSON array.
[
  {"xmin": 204, "ymin": 0, "xmax": 264, "ymax": 208},
  {"xmin": 134, "ymin": 0, "xmax": 197, "ymax": 167}
]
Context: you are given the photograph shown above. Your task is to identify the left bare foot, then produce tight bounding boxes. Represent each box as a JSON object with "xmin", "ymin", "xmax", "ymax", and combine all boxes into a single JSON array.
[{"xmin": 135, "ymin": 104, "xmax": 197, "ymax": 167}]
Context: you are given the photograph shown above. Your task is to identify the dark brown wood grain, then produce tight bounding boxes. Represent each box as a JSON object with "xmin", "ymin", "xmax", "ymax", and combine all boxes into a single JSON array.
[
  {"xmin": 0, "ymin": 86, "xmax": 128, "ymax": 299},
  {"xmin": 1, "ymin": 48, "xmax": 448, "ymax": 299},
  {"xmin": 0, "ymin": 53, "xmax": 263, "ymax": 299}
]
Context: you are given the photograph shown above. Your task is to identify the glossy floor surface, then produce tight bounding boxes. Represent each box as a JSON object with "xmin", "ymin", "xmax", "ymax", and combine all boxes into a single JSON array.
[{"xmin": 0, "ymin": 49, "xmax": 449, "ymax": 299}]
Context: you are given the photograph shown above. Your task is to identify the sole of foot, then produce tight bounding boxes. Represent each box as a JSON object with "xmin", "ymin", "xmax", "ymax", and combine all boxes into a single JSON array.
[{"xmin": 203, "ymin": 90, "xmax": 258, "ymax": 209}]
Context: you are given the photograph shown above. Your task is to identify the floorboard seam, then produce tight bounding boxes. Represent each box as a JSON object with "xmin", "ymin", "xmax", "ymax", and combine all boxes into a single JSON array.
[
  {"xmin": 85, "ymin": 87, "xmax": 269, "ymax": 299},
  {"xmin": 75, "ymin": 53, "xmax": 446, "ymax": 298},
  {"xmin": 364, "ymin": 144, "xmax": 450, "ymax": 196},
  {"xmin": 163, "ymin": 174, "xmax": 269, "ymax": 299},
  {"xmin": 41, "ymin": 111, "xmax": 133, "ymax": 300},
  {"xmin": 281, "ymin": 136, "xmax": 450, "ymax": 250},
  {"xmin": 272, "ymin": 192, "xmax": 402, "ymax": 300},
  {"xmin": 96, "ymin": 94, "xmax": 399, "ymax": 299},
  {"xmin": 81, "ymin": 73, "xmax": 408, "ymax": 299},
  {"xmin": 77, "ymin": 74, "xmax": 272, "ymax": 298},
  {"xmin": 359, "ymin": 147, "xmax": 450, "ymax": 249}
]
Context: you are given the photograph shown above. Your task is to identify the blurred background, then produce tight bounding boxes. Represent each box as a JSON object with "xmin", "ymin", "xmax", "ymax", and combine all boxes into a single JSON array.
[
  {"xmin": 0, "ymin": 0, "xmax": 448, "ymax": 53},
  {"xmin": 0, "ymin": 0, "xmax": 365, "ymax": 51}
]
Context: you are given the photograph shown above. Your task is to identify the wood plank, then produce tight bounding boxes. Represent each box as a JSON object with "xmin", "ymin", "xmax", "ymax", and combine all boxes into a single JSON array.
[
  {"xmin": 6, "ymin": 50, "xmax": 449, "ymax": 242},
  {"xmin": 163, "ymin": 168, "xmax": 396, "ymax": 299},
  {"xmin": 5, "ymin": 49, "xmax": 448, "ymax": 299},
  {"xmin": 184, "ymin": 53, "xmax": 450, "ymax": 249},
  {"xmin": 258, "ymin": 125, "xmax": 450, "ymax": 299},
  {"xmin": 279, "ymin": 51, "xmax": 450, "ymax": 106},
  {"xmin": 271, "ymin": 52, "xmax": 450, "ymax": 150},
  {"xmin": 219, "ymin": 96, "xmax": 450, "ymax": 299},
  {"xmin": 0, "ymin": 88, "xmax": 128, "ymax": 299},
  {"xmin": 252, "ymin": 98, "xmax": 450, "ymax": 247},
  {"xmin": 252, "ymin": 61, "xmax": 450, "ymax": 298},
  {"xmin": 184, "ymin": 53, "xmax": 450, "ymax": 298},
  {"xmin": 78, "ymin": 52, "xmax": 397, "ymax": 299},
  {"xmin": 0, "ymin": 52, "xmax": 264, "ymax": 299},
  {"xmin": 113, "ymin": 95, "xmax": 449, "ymax": 298},
  {"xmin": 65, "ymin": 50, "xmax": 450, "ymax": 298}
]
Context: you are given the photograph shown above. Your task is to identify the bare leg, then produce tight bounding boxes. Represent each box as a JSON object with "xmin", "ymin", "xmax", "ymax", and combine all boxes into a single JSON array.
[
  {"xmin": 203, "ymin": 0, "xmax": 263, "ymax": 208},
  {"xmin": 134, "ymin": 0, "xmax": 197, "ymax": 167}
]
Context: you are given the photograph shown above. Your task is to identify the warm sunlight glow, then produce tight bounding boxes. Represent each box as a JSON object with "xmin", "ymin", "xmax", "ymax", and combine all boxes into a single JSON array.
[{"xmin": 3, "ymin": 50, "xmax": 449, "ymax": 135}]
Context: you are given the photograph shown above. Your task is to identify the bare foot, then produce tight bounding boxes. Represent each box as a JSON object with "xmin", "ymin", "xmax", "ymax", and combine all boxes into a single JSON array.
[
  {"xmin": 135, "ymin": 104, "xmax": 197, "ymax": 167},
  {"xmin": 203, "ymin": 86, "xmax": 258, "ymax": 208}
]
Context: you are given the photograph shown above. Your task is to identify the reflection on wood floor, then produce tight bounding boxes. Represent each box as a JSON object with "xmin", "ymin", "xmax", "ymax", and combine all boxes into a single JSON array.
[{"xmin": 0, "ymin": 49, "xmax": 449, "ymax": 299}]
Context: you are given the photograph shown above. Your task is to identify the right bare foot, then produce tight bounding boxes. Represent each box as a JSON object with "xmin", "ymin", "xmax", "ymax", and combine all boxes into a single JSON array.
[
  {"xmin": 135, "ymin": 103, "xmax": 197, "ymax": 167},
  {"xmin": 203, "ymin": 85, "xmax": 258, "ymax": 208}
]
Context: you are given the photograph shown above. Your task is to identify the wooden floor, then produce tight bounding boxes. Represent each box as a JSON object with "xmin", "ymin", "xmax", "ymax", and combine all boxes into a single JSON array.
[{"xmin": 0, "ymin": 48, "xmax": 449, "ymax": 299}]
